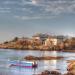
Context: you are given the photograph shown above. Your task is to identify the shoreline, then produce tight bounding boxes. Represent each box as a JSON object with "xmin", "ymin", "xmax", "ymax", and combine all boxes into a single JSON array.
[
  {"xmin": 0, "ymin": 48, "xmax": 75, "ymax": 53},
  {"xmin": 33, "ymin": 70, "xmax": 73, "ymax": 75},
  {"xmin": 62, "ymin": 50, "xmax": 75, "ymax": 52}
]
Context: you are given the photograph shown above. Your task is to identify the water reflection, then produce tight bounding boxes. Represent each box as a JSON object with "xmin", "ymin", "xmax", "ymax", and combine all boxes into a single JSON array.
[
  {"xmin": 41, "ymin": 51, "xmax": 57, "ymax": 57},
  {"xmin": 9, "ymin": 67, "xmax": 33, "ymax": 75},
  {"xmin": 43, "ymin": 60, "xmax": 57, "ymax": 70},
  {"xmin": 0, "ymin": 49, "xmax": 75, "ymax": 75}
]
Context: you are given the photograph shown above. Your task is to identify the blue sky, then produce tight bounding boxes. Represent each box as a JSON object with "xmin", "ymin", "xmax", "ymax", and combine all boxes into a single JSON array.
[{"xmin": 0, "ymin": 0, "xmax": 75, "ymax": 42}]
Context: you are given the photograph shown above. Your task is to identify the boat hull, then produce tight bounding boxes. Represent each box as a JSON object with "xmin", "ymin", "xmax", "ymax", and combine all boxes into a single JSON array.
[
  {"xmin": 9, "ymin": 60, "xmax": 37, "ymax": 68},
  {"xmin": 10, "ymin": 64, "xmax": 33, "ymax": 68}
]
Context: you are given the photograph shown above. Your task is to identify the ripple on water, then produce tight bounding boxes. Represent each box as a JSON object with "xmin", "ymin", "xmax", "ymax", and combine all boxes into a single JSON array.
[{"xmin": 0, "ymin": 49, "xmax": 75, "ymax": 74}]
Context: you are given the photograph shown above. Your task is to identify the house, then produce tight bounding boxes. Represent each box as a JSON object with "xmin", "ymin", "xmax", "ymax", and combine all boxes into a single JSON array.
[
  {"xmin": 32, "ymin": 33, "xmax": 49, "ymax": 44},
  {"xmin": 45, "ymin": 37, "xmax": 58, "ymax": 47}
]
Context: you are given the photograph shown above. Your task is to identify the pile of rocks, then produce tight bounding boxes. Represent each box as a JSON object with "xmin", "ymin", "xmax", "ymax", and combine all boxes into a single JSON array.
[
  {"xmin": 34, "ymin": 70, "xmax": 75, "ymax": 75},
  {"xmin": 34, "ymin": 70, "xmax": 62, "ymax": 75},
  {"xmin": 24, "ymin": 55, "xmax": 64, "ymax": 60}
]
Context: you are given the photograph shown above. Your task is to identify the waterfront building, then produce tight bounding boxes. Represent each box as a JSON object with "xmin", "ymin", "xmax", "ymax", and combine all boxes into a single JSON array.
[
  {"xmin": 32, "ymin": 33, "xmax": 49, "ymax": 44},
  {"xmin": 45, "ymin": 37, "xmax": 58, "ymax": 47}
]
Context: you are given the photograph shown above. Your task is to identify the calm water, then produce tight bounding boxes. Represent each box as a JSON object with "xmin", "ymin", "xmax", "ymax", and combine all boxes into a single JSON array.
[{"xmin": 0, "ymin": 49, "xmax": 75, "ymax": 75}]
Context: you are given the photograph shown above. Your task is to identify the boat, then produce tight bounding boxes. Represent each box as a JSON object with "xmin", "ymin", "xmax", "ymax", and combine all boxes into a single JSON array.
[{"xmin": 9, "ymin": 60, "xmax": 37, "ymax": 68}]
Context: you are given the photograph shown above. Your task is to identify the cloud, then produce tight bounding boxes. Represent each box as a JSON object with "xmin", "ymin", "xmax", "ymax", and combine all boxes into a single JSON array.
[
  {"xmin": 14, "ymin": 15, "xmax": 57, "ymax": 20},
  {"xmin": 0, "ymin": 10, "xmax": 10, "ymax": 13},
  {"xmin": 30, "ymin": 0, "xmax": 75, "ymax": 15},
  {"xmin": 3, "ymin": 0, "xmax": 20, "ymax": 5},
  {"xmin": 1, "ymin": 0, "xmax": 75, "ymax": 19},
  {"xmin": 0, "ymin": 7, "xmax": 11, "ymax": 13},
  {"xmin": 20, "ymin": 0, "xmax": 75, "ymax": 15},
  {"xmin": 0, "ymin": 7, "xmax": 10, "ymax": 10}
]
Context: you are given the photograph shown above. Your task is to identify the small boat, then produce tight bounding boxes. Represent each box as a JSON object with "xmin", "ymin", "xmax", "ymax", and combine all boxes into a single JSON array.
[{"xmin": 9, "ymin": 60, "xmax": 37, "ymax": 68}]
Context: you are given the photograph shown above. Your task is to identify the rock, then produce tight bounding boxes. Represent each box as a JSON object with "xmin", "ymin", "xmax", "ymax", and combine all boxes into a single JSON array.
[
  {"xmin": 49, "ymin": 71, "xmax": 61, "ymax": 75},
  {"xmin": 24, "ymin": 55, "xmax": 64, "ymax": 60},
  {"xmin": 67, "ymin": 60, "xmax": 75, "ymax": 71},
  {"xmin": 35, "ymin": 70, "xmax": 62, "ymax": 75},
  {"xmin": 41, "ymin": 70, "xmax": 50, "ymax": 75},
  {"xmin": 24, "ymin": 55, "xmax": 39, "ymax": 60}
]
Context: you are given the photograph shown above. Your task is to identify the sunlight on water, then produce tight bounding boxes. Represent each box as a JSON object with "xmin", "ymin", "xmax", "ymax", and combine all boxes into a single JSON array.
[
  {"xmin": 41, "ymin": 51, "xmax": 57, "ymax": 57},
  {"xmin": 0, "ymin": 49, "xmax": 75, "ymax": 75},
  {"xmin": 9, "ymin": 67, "xmax": 33, "ymax": 75},
  {"xmin": 52, "ymin": 51, "xmax": 57, "ymax": 56},
  {"xmin": 43, "ymin": 60, "xmax": 57, "ymax": 70}
]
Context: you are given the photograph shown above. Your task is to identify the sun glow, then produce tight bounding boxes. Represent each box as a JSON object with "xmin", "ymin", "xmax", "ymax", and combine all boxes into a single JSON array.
[{"xmin": 32, "ymin": 0, "xmax": 37, "ymax": 4}]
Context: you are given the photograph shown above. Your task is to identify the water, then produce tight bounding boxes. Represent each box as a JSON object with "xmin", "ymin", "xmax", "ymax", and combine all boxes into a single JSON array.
[{"xmin": 0, "ymin": 49, "xmax": 75, "ymax": 75}]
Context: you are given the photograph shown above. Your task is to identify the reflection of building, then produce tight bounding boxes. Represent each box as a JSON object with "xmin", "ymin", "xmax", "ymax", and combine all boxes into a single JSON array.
[
  {"xmin": 43, "ymin": 51, "xmax": 50, "ymax": 56},
  {"xmin": 52, "ymin": 51, "xmax": 57, "ymax": 57},
  {"xmin": 44, "ymin": 60, "xmax": 57, "ymax": 70}
]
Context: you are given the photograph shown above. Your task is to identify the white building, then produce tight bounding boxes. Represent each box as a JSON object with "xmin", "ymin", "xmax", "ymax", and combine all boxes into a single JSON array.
[{"xmin": 45, "ymin": 37, "xmax": 58, "ymax": 47}]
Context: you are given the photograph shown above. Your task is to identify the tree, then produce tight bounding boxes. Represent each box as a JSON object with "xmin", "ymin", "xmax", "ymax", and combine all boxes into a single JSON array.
[
  {"xmin": 4, "ymin": 41, "xmax": 8, "ymax": 44},
  {"xmin": 12, "ymin": 37, "xmax": 19, "ymax": 42}
]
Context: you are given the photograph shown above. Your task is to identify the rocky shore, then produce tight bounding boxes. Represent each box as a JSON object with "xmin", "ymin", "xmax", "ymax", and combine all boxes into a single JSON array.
[
  {"xmin": 63, "ymin": 50, "xmax": 75, "ymax": 52},
  {"xmin": 33, "ymin": 70, "xmax": 75, "ymax": 75},
  {"xmin": 34, "ymin": 70, "xmax": 62, "ymax": 75},
  {"xmin": 0, "ymin": 42, "xmax": 75, "ymax": 52},
  {"xmin": 0, "ymin": 35, "xmax": 75, "ymax": 51},
  {"xmin": 0, "ymin": 43, "xmax": 62, "ymax": 51},
  {"xmin": 24, "ymin": 55, "xmax": 64, "ymax": 60}
]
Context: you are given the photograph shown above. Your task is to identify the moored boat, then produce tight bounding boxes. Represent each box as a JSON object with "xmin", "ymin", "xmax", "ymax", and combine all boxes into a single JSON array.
[{"xmin": 9, "ymin": 60, "xmax": 37, "ymax": 68}]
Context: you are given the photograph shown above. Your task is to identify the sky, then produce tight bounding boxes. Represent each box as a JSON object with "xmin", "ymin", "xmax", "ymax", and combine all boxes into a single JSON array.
[{"xmin": 0, "ymin": 0, "xmax": 75, "ymax": 42}]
